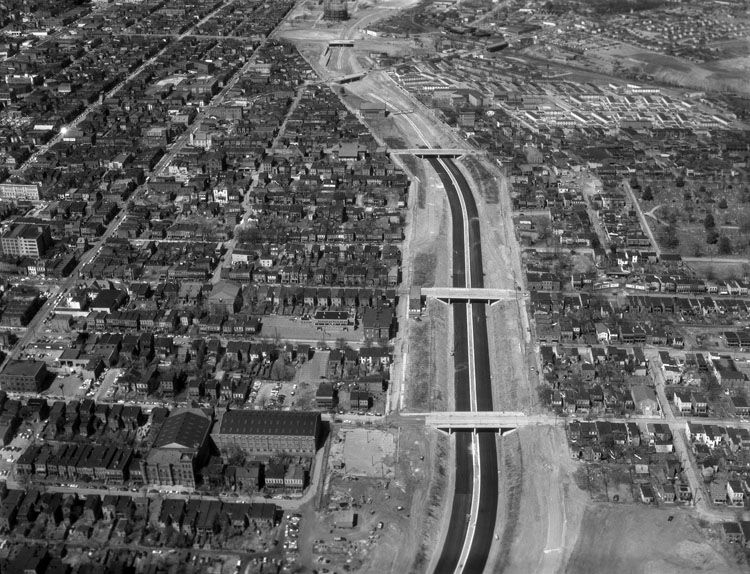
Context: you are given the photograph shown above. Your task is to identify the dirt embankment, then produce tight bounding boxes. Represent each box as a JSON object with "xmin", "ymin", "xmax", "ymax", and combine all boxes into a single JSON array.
[
  {"xmin": 490, "ymin": 426, "xmax": 587, "ymax": 574},
  {"xmin": 411, "ymin": 430, "xmax": 450, "ymax": 573},
  {"xmin": 403, "ymin": 299, "xmax": 450, "ymax": 412}
]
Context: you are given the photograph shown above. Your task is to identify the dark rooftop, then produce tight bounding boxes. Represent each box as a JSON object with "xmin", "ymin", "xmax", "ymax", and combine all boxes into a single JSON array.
[
  {"xmin": 153, "ymin": 409, "xmax": 212, "ymax": 450},
  {"xmin": 218, "ymin": 410, "xmax": 320, "ymax": 437},
  {"xmin": 1, "ymin": 360, "xmax": 46, "ymax": 378}
]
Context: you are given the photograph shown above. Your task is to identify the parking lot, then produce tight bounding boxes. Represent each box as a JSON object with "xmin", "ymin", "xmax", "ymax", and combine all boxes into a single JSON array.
[
  {"xmin": 43, "ymin": 373, "xmax": 85, "ymax": 400},
  {"xmin": 0, "ymin": 419, "xmax": 40, "ymax": 479},
  {"xmin": 253, "ymin": 380, "xmax": 300, "ymax": 409},
  {"xmin": 94, "ymin": 368, "xmax": 124, "ymax": 402}
]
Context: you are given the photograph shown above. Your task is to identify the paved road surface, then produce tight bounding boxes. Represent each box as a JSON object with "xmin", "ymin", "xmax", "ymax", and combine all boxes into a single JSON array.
[
  {"xmin": 429, "ymin": 157, "xmax": 498, "ymax": 574},
  {"xmin": 442, "ymin": 158, "xmax": 498, "ymax": 574},
  {"xmin": 430, "ymin": 157, "xmax": 472, "ymax": 574}
]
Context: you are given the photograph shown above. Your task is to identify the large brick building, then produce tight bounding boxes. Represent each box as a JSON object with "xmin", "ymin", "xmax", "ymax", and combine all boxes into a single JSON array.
[
  {"xmin": 0, "ymin": 361, "xmax": 47, "ymax": 393},
  {"xmin": 212, "ymin": 410, "xmax": 321, "ymax": 456},
  {"xmin": 0, "ymin": 182, "xmax": 40, "ymax": 202},
  {"xmin": 141, "ymin": 409, "xmax": 212, "ymax": 488},
  {"xmin": 323, "ymin": 0, "xmax": 348, "ymax": 21},
  {"xmin": 0, "ymin": 224, "xmax": 52, "ymax": 258}
]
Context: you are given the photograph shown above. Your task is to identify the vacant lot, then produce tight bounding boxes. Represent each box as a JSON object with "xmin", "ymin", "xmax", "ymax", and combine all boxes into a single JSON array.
[
  {"xmin": 567, "ymin": 504, "xmax": 746, "ymax": 574},
  {"xmin": 342, "ymin": 428, "xmax": 396, "ymax": 477},
  {"xmin": 307, "ymin": 423, "xmax": 436, "ymax": 574}
]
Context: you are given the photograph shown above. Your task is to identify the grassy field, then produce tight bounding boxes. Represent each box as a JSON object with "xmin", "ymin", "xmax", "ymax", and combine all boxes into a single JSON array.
[{"xmin": 635, "ymin": 175, "xmax": 750, "ymax": 258}]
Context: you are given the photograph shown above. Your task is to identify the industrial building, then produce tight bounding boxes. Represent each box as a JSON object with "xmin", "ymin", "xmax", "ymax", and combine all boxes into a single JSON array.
[
  {"xmin": 212, "ymin": 410, "xmax": 321, "ymax": 456},
  {"xmin": 0, "ymin": 224, "xmax": 52, "ymax": 258}
]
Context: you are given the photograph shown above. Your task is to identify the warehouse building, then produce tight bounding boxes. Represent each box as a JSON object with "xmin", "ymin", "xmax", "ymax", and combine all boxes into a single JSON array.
[
  {"xmin": 212, "ymin": 410, "xmax": 321, "ymax": 456},
  {"xmin": 0, "ymin": 360, "xmax": 48, "ymax": 393}
]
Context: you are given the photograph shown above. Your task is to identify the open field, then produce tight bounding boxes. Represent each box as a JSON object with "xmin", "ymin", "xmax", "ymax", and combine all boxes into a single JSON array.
[
  {"xmin": 581, "ymin": 40, "xmax": 750, "ymax": 95},
  {"xmin": 685, "ymin": 259, "xmax": 750, "ymax": 281},
  {"xmin": 566, "ymin": 504, "xmax": 747, "ymax": 574}
]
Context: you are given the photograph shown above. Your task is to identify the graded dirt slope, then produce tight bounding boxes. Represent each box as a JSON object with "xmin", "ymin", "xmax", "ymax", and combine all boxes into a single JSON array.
[{"xmin": 488, "ymin": 426, "xmax": 588, "ymax": 574}]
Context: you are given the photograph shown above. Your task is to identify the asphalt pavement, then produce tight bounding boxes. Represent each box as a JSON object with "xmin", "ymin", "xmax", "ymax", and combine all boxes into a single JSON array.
[
  {"xmin": 429, "ymin": 158, "xmax": 473, "ymax": 574},
  {"xmin": 428, "ymin": 157, "xmax": 499, "ymax": 574},
  {"xmin": 444, "ymin": 158, "xmax": 498, "ymax": 573}
]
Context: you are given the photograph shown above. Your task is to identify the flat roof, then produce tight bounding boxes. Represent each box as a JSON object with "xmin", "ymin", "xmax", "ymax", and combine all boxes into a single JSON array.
[{"xmin": 1, "ymin": 360, "xmax": 46, "ymax": 377}]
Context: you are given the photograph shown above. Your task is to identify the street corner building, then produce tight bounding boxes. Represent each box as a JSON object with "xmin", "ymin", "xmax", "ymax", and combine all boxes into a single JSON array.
[{"xmin": 141, "ymin": 408, "xmax": 213, "ymax": 489}]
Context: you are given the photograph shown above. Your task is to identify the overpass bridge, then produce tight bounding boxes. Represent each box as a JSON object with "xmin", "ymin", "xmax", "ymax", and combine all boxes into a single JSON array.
[
  {"xmin": 330, "ymin": 72, "xmax": 366, "ymax": 84},
  {"xmin": 421, "ymin": 286, "xmax": 528, "ymax": 305},
  {"xmin": 329, "ymin": 40, "xmax": 355, "ymax": 47},
  {"xmin": 389, "ymin": 148, "xmax": 484, "ymax": 157},
  {"xmin": 424, "ymin": 411, "xmax": 557, "ymax": 433}
]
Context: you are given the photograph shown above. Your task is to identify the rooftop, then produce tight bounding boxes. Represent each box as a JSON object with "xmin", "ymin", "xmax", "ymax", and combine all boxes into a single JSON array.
[
  {"xmin": 1, "ymin": 360, "xmax": 46, "ymax": 378},
  {"xmin": 153, "ymin": 409, "xmax": 212, "ymax": 451},
  {"xmin": 217, "ymin": 410, "xmax": 320, "ymax": 437}
]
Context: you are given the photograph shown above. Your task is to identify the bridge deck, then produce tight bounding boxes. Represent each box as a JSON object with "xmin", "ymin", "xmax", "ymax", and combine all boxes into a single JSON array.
[
  {"xmin": 422, "ymin": 287, "xmax": 523, "ymax": 302},
  {"xmin": 426, "ymin": 412, "xmax": 550, "ymax": 429}
]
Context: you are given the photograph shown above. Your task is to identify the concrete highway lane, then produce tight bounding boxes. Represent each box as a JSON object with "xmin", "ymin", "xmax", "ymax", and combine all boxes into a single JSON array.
[
  {"xmin": 443, "ymin": 160, "xmax": 484, "ymax": 288},
  {"xmin": 464, "ymin": 431, "xmax": 499, "ymax": 573},
  {"xmin": 434, "ymin": 431, "xmax": 473, "ymax": 574},
  {"xmin": 452, "ymin": 154, "xmax": 498, "ymax": 573},
  {"xmin": 428, "ymin": 157, "xmax": 499, "ymax": 574},
  {"xmin": 429, "ymin": 158, "xmax": 473, "ymax": 574}
]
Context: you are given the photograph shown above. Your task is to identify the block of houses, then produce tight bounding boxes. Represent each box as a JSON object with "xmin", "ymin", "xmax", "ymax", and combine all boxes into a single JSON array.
[
  {"xmin": 673, "ymin": 390, "xmax": 692, "ymax": 414},
  {"xmin": 722, "ymin": 522, "xmax": 744, "ymax": 544},
  {"xmin": 349, "ymin": 390, "xmax": 370, "ymax": 410},
  {"xmin": 639, "ymin": 483, "xmax": 655, "ymax": 504},
  {"xmin": 727, "ymin": 480, "xmax": 744, "ymax": 507},
  {"xmin": 710, "ymin": 481, "xmax": 727, "ymax": 505}
]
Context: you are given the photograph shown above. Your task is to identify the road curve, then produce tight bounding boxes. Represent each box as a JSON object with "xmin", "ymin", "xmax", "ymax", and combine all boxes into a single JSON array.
[
  {"xmin": 429, "ymin": 158, "xmax": 473, "ymax": 574},
  {"xmin": 444, "ymin": 158, "xmax": 498, "ymax": 574},
  {"xmin": 428, "ymin": 158, "xmax": 498, "ymax": 574}
]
